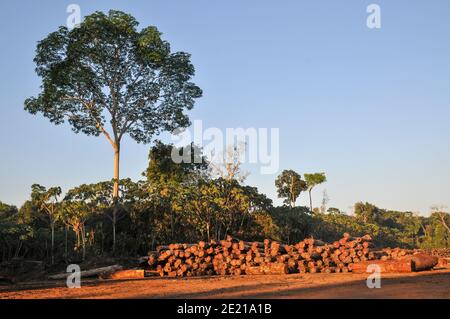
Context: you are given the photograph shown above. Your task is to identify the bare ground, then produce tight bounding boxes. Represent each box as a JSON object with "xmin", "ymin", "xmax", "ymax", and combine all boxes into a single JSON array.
[{"xmin": 1, "ymin": 269, "xmax": 449, "ymax": 299}]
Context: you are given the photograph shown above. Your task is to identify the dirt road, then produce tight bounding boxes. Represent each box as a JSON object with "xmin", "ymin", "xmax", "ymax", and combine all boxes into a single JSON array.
[{"xmin": 1, "ymin": 269, "xmax": 449, "ymax": 299}]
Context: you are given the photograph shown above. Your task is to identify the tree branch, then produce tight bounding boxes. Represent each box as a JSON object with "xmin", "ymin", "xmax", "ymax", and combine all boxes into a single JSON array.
[
  {"xmin": 438, "ymin": 213, "xmax": 450, "ymax": 235},
  {"xmin": 61, "ymin": 96, "xmax": 116, "ymax": 149}
]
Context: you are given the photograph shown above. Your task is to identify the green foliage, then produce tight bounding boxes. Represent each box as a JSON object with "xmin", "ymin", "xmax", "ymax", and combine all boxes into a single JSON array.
[
  {"xmin": 275, "ymin": 170, "xmax": 307, "ymax": 207},
  {"xmin": 304, "ymin": 172, "xmax": 327, "ymax": 211},
  {"xmin": 0, "ymin": 202, "xmax": 18, "ymax": 219},
  {"xmin": 0, "ymin": 202, "xmax": 33, "ymax": 262},
  {"xmin": 354, "ymin": 202, "xmax": 381, "ymax": 224},
  {"xmin": 146, "ymin": 140, "xmax": 209, "ymax": 185},
  {"xmin": 24, "ymin": 10, "xmax": 203, "ymax": 231},
  {"xmin": 2, "ymin": 191, "xmax": 449, "ymax": 264},
  {"xmin": 418, "ymin": 212, "xmax": 450, "ymax": 249},
  {"xmin": 30, "ymin": 184, "xmax": 62, "ymax": 223},
  {"xmin": 304, "ymin": 173, "xmax": 327, "ymax": 188},
  {"xmin": 2, "ymin": 156, "xmax": 448, "ymax": 265},
  {"xmin": 25, "ymin": 10, "xmax": 202, "ymax": 144},
  {"xmin": 311, "ymin": 212, "xmax": 404, "ymax": 248},
  {"xmin": 271, "ymin": 206, "xmax": 312, "ymax": 244},
  {"xmin": 173, "ymin": 178, "xmax": 274, "ymax": 242}
]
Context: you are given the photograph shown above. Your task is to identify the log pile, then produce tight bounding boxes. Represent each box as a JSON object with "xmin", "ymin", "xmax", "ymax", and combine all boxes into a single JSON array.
[
  {"xmin": 147, "ymin": 233, "xmax": 383, "ymax": 278},
  {"xmin": 429, "ymin": 248, "xmax": 450, "ymax": 258},
  {"xmin": 349, "ymin": 259, "xmax": 414, "ymax": 273},
  {"xmin": 376, "ymin": 247, "xmax": 415, "ymax": 260},
  {"xmin": 371, "ymin": 248, "xmax": 450, "ymax": 261},
  {"xmin": 44, "ymin": 234, "xmax": 446, "ymax": 281}
]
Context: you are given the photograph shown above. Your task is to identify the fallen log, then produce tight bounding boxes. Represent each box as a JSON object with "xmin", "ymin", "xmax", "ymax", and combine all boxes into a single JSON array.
[
  {"xmin": 101, "ymin": 269, "xmax": 145, "ymax": 280},
  {"xmin": 350, "ymin": 253, "xmax": 438, "ymax": 273},
  {"xmin": 436, "ymin": 258, "xmax": 449, "ymax": 269},
  {"xmin": 144, "ymin": 270, "xmax": 162, "ymax": 277},
  {"xmin": 48, "ymin": 265, "xmax": 123, "ymax": 280},
  {"xmin": 349, "ymin": 260, "xmax": 413, "ymax": 273},
  {"xmin": 410, "ymin": 254, "xmax": 439, "ymax": 272}
]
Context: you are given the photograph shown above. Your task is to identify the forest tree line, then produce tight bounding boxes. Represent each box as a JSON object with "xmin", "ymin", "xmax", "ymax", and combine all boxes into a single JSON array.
[{"xmin": 1, "ymin": 141, "xmax": 449, "ymax": 264}]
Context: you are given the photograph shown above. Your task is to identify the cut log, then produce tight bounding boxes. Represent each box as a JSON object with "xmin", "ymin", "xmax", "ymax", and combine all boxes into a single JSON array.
[
  {"xmin": 144, "ymin": 233, "xmax": 431, "ymax": 278},
  {"xmin": 101, "ymin": 269, "xmax": 145, "ymax": 280},
  {"xmin": 145, "ymin": 270, "xmax": 162, "ymax": 277},
  {"xmin": 349, "ymin": 260, "xmax": 412, "ymax": 273},
  {"xmin": 245, "ymin": 263, "xmax": 289, "ymax": 275},
  {"xmin": 410, "ymin": 254, "xmax": 438, "ymax": 272},
  {"xmin": 436, "ymin": 258, "xmax": 449, "ymax": 269}
]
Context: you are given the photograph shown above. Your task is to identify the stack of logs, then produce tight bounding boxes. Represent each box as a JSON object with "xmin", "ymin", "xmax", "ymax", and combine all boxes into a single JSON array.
[
  {"xmin": 429, "ymin": 248, "xmax": 450, "ymax": 258},
  {"xmin": 43, "ymin": 234, "xmax": 443, "ymax": 281},
  {"xmin": 148, "ymin": 233, "xmax": 387, "ymax": 278}
]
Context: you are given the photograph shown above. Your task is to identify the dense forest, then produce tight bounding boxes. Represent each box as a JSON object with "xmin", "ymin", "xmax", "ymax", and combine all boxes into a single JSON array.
[{"xmin": 1, "ymin": 140, "xmax": 449, "ymax": 265}]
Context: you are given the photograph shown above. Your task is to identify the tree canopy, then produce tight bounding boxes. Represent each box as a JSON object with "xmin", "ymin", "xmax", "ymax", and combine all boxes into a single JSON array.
[
  {"xmin": 25, "ymin": 10, "xmax": 202, "ymax": 145},
  {"xmin": 275, "ymin": 170, "xmax": 307, "ymax": 207},
  {"xmin": 304, "ymin": 172, "xmax": 327, "ymax": 212}
]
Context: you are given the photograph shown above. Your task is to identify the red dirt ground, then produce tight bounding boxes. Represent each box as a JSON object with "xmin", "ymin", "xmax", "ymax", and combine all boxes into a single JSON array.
[{"xmin": 1, "ymin": 269, "xmax": 449, "ymax": 299}]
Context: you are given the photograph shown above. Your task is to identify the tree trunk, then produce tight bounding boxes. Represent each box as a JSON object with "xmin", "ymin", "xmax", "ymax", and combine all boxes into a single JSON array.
[
  {"xmin": 170, "ymin": 211, "xmax": 174, "ymax": 241},
  {"xmin": 14, "ymin": 240, "xmax": 22, "ymax": 259},
  {"xmin": 51, "ymin": 222, "xmax": 55, "ymax": 265},
  {"xmin": 113, "ymin": 146, "xmax": 120, "ymax": 199},
  {"xmin": 81, "ymin": 225, "xmax": 86, "ymax": 261},
  {"xmin": 439, "ymin": 213, "xmax": 450, "ymax": 235},
  {"xmin": 112, "ymin": 145, "xmax": 120, "ymax": 253},
  {"xmin": 290, "ymin": 175, "xmax": 295, "ymax": 208},
  {"xmin": 64, "ymin": 224, "xmax": 68, "ymax": 263},
  {"xmin": 309, "ymin": 189, "xmax": 313, "ymax": 212},
  {"xmin": 75, "ymin": 228, "xmax": 81, "ymax": 251},
  {"xmin": 100, "ymin": 223, "xmax": 104, "ymax": 255}
]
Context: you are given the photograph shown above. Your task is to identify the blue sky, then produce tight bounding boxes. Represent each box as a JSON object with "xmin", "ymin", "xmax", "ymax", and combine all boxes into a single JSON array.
[{"xmin": 0, "ymin": 0, "xmax": 449, "ymax": 214}]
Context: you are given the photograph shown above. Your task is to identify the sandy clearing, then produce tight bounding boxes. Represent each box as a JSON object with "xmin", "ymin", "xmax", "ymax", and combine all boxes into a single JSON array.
[{"xmin": 1, "ymin": 269, "xmax": 449, "ymax": 299}]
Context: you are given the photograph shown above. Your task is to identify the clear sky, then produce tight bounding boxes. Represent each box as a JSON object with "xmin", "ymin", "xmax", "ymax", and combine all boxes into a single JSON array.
[{"xmin": 1, "ymin": 0, "xmax": 449, "ymax": 214}]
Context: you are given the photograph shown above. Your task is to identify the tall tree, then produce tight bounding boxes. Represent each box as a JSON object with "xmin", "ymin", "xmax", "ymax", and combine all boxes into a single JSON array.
[
  {"xmin": 30, "ymin": 184, "xmax": 62, "ymax": 264},
  {"xmin": 146, "ymin": 140, "xmax": 209, "ymax": 185},
  {"xmin": 431, "ymin": 206, "xmax": 450, "ymax": 236},
  {"xmin": 0, "ymin": 202, "xmax": 18, "ymax": 218},
  {"xmin": 275, "ymin": 170, "xmax": 307, "ymax": 208},
  {"xmin": 62, "ymin": 184, "xmax": 108, "ymax": 260},
  {"xmin": 145, "ymin": 141, "xmax": 209, "ymax": 241},
  {"xmin": 0, "ymin": 202, "xmax": 24, "ymax": 261},
  {"xmin": 353, "ymin": 202, "xmax": 380, "ymax": 224},
  {"xmin": 209, "ymin": 143, "xmax": 249, "ymax": 183},
  {"xmin": 304, "ymin": 173, "xmax": 327, "ymax": 212},
  {"xmin": 25, "ymin": 10, "xmax": 202, "ymax": 252}
]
